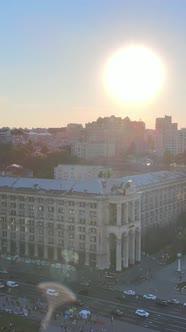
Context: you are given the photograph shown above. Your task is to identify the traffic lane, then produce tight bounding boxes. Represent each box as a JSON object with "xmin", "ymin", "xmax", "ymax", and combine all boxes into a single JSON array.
[{"xmin": 78, "ymin": 294, "xmax": 186, "ymax": 332}]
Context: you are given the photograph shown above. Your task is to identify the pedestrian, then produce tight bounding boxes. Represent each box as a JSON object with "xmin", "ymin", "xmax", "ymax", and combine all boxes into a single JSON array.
[{"xmin": 111, "ymin": 315, "xmax": 113, "ymax": 323}]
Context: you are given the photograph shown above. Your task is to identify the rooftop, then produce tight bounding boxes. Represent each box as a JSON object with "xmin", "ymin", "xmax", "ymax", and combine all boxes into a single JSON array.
[{"xmin": 0, "ymin": 171, "xmax": 185, "ymax": 196}]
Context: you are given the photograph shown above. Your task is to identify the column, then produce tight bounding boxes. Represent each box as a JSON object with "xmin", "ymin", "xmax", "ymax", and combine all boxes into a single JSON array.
[
  {"xmin": 54, "ymin": 246, "xmax": 58, "ymax": 261},
  {"xmin": 44, "ymin": 245, "xmax": 48, "ymax": 259},
  {"xmin": 34, "ymin": 243, "xmax": 38, "ymax": 257},
  {"xmin": 117, "ymin": 204, "xmax": 121, "ymax": 226},
  {"xmin": 129, "ymin": 232, "xmax": 135, "ymax": 265},
  {"xmin": 116, "ymin": 238, "xmax": 122, "ymax": 271},
  {"xmin": 135, "ymin": 230, "xmax": 141, "ymax": 262},
  {"xmin": 85, "ymin": 252, "xmax": 89, "ymax": 266},
  {"xmin": 123, "ymin": 234, "xmax": 129, "ymax": 268},
  {"xmin": 25, "ymin": 241, "xmax": 29, "ymax": 256},
  {"xmin": 132, "ymin": 201, "xmax": 135, "ymax": 222},
  {"xmin": 16, "ymin": 223, "xmax": 20, "ymax": 255},
  {"xmin": 7, "ymin": 226, "xmax": 11, "ymax": 253},
  {"xmin": 124, "ymin": 203, "xmax": 128, "ymax": 224},
  {"xmin": 44, "ymin": 224, "xmax": 48, "ymax": 259},
  {"xmin": 106, "ymin": 236, "xmax": 110, "ymax": 269}
]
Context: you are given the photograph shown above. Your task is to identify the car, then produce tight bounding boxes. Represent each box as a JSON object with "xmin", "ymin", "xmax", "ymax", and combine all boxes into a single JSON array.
[
  {"xmin": 135, "ymin": 309, "xmax": 150, "ymax": 318},
  {"xmin": 168, "ymin": 299, "xmax": 180, "ymax": 304},
  {"xmin": 183, "ymin": 303, "xmax": 186, "ymax": 306},
  {"xmin": 111, "ymin": 309, "xmax": 123, "ymax": 317},
  {"xmin": 7, "ymin": 281, "xmax": 19, "ymax": 288},
  {"xmin": 123, "ymin": 289, "xmax": 135, "ymax": 296},
  {"xmin": 0, "ymin": 282, "xmax": 4, "ymax": 288},
  {"xmin": 143, "ymin": 294, "xmax": 157, "ymax": 300},
  {"xmin": 46, "ymin": 288, "xmax": 59, "ymax": 296},
  {"xmin": 155, "ymin": 299, "xmax": 168, "ymax": 306}
]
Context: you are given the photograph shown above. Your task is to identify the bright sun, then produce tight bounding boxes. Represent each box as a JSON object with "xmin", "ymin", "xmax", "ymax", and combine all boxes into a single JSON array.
[{"xmin": 103, "ymin": 45, "xmax": 165, "ymax": 106}]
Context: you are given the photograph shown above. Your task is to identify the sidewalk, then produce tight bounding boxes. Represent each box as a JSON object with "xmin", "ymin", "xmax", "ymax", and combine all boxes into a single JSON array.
[{"xmin": 114, "ymin": 255, "xmax": 186, "ymax": 302}]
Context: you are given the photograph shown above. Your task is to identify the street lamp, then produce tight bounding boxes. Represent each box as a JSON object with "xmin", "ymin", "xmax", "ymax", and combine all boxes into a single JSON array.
[{"xmin": 177, "ymin": 253, "xmax": 182, "ymax": 273}]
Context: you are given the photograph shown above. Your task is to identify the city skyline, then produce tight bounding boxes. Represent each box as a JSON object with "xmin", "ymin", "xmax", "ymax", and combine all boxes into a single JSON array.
[{"xmin": 0, "ymin": 1, "xmax": 186, "ymax": 129}]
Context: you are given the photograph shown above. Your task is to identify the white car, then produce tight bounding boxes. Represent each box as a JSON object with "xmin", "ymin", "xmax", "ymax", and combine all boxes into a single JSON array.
[
  {"xmin": 7, "ymin": 281, "xmax": 19, "ymax": 288},
  {"xmin": 183, "ymin": 303, "xmax": 186, "ymax": 306},
  {"xmin": 143, "ymin": 294, "xmax": 157, "ymax": 300},
  {"xmin": 168, "ymin": 299, "xmax": 179, "ymax": 304},
  {"xmin": 0, "ymin": 282, "xmax": 4, "ymax": 288},
  {"xmin": 135, "ymin": 309, "xmax": 150, "ymax": 317},
  {"xmin": 123, "ymin": 289, "xmax": 135, "ymax": 296},
  {"xmin": 46, "ymin": 288, "xmax": 59, "ymax": 296}
]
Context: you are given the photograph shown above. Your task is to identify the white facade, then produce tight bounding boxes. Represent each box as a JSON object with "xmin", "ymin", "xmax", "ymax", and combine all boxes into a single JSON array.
[
  {"xmin": 71, "ymin": 142, "xmax": 115, "ymax": 160},
  {"xmin": 54, "ymin": 164, "xmax": 112, "ymax": 180}
]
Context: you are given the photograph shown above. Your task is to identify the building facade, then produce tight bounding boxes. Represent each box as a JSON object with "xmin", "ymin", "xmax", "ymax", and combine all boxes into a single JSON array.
[
  {"xmin": 0, "ymin": 171, "xmax": 185, "ymax": 271},
  {"xmin": 54, "ymin": 164, "xmax": 112, "ymax": 181},
  {"xmin": 0, "ymin": 177, "xmax": 141, "ymax": 271},
  {"xmin": 71, "ymin": 142, "xmax": 116, "ymax": 160}
]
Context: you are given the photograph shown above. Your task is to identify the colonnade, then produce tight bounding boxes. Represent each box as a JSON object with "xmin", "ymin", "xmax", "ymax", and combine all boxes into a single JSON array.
[{"xmin": 106, "ymin": 229, "xmax": 141, "ymax": 271}]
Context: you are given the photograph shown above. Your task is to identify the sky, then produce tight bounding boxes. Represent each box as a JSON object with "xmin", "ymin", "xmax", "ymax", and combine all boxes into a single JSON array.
[{"xmin": 0, "ymin": 0, "xmax": 186, "ymax": 129}]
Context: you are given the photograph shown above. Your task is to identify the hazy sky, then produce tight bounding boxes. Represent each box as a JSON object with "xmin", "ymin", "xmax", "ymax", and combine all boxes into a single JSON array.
[{"xmin": 0, "ymin": 0, "xmax": 186, "ymax": 129}]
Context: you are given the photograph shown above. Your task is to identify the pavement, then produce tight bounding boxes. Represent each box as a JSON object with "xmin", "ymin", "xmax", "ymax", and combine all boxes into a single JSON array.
[{"xmin": 114, "ymin": 255, "xmax": 186, "ymax": 303}]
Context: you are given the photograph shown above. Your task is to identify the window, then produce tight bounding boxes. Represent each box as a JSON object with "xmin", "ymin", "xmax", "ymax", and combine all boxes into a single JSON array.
[
  {"xmin": 48, "ymin": 238, "xmax": 54, "ymax": 244},
  {"xmin": 79, "ymin": 226, "xmax": 85, "ymax": 232},
  {"xmin": 90, "ymin": 236, "xmax": 96, "ymax": 242},
  {"xmin": 79, "ymin": 243, "xmax": 85, "ymax": 249},
  {"xmin": 90, "ymin": 203, "xmax": 97, "ymax": 209},
  {"xmin": 20, "ymin": 234, "xmax": 25, "ymax": 241},
  {"xmin": 10, "ymin": 202, "xmax": 16, "ymax": 208},
  {"xmin": 48, "ymin": 206, "xmax": 54, "ymax": 213},
  {"xmin": 58, "ymin": 208, "xmax": 64, "ymax": 214},
  {"xmin": 90, "ymin": 244, "xmax": 96, "ymax": 251},
  {"xmin": 79, "ymin": 202, "xmax": 85, "ymax": 207},
  {"xmin": 79, "ymin": 234, "xmax": 85, "ymax": 240},
  {"xmin": 29, "ymin": 235, "xmax": 34, "ymax": 241}
]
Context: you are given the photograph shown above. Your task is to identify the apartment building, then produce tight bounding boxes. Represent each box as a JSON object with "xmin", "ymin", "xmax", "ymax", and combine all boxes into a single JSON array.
[
  {"xmin": 155, "ymin": 115, "xmax": 186, "ymax": 156},
  {"xmin": 54, "ymin": 164, "xmax": 112, "ymax": 180},
  {"xmin": 71, "ymin": 142, "xmax": 115, "ymax": 160}
]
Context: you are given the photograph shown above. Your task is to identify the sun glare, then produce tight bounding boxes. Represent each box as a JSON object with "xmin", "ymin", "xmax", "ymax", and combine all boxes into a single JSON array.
[{"xmin": 103, "ymin": 45, "xmax": 165, "ymax": 106}]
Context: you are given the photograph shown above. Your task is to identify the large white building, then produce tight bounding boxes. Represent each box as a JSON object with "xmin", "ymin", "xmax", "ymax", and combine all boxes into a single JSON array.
[
  {"xmin": 54, "ymin": 164, "xmax": 112, "ymax": 181},
  {"xmin": 71, "ymin": 142, "xmax": 115, "ymax": 160},
  {"xmin": 0, "ymin": 171, "xmax": 185, "ymax": 271}
]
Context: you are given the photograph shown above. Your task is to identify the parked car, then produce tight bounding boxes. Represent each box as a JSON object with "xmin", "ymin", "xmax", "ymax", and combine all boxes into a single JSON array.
[
  {"xmin": 111, "ymin": 309, "xmax": 123, "ymax": 317},
  {"xmin": 155, "ymin": 299, "xmax": 168, "ymax": 306},
  {"xmin": 168, "ymin": 299, "xmax": 179, "ymax": 304},
  {"xmin": 7, "ymin": 281, "xmax": 19, "ymax": 288},
  {"xmin": 135, "ymin": 309, "xmax": 149, "ymax": 317},
  {"xmin": 123, "ymin": 289, "xmax": 135, "ymax": 296},
  {"xmin": 0, "ymin": 282, "xmax": 4, "ymax": 288},
  {"xmin": 143, "ymin": 294, "xmax": 157, "ymax": 300},
  {"xmin": 46, "ymin": 288, "xmax": 59, "ymax": 296}
]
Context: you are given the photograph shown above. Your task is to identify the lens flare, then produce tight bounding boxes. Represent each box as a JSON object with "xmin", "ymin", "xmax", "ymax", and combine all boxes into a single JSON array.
[{"xmin": 38, "ymin": 282, "xmax": 76, "ymax": 330}]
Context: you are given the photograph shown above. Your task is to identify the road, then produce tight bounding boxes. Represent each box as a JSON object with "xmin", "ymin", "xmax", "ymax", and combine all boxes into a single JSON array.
[{"xmin": 1, "ymin": 275, "xmax": 186, "ymax": 332}]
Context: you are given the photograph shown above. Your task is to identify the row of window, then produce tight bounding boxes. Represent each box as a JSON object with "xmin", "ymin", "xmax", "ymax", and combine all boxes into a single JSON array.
[{"xmin": 0, "ymin": 195, "xmax": 97, "ymax": 209}]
